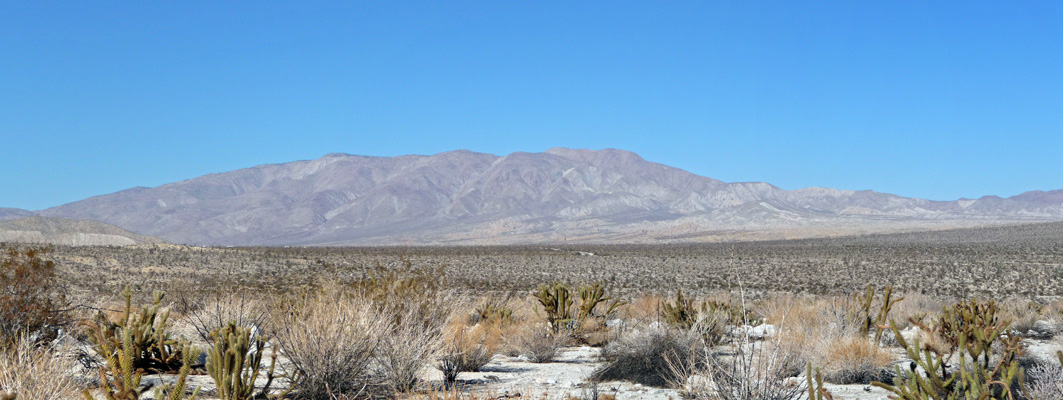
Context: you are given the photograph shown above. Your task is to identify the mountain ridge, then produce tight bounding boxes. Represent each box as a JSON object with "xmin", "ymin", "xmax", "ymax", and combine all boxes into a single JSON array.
[{"xmin": 24, "ymin": 148, "xmax": 1063, "ymax": 245}]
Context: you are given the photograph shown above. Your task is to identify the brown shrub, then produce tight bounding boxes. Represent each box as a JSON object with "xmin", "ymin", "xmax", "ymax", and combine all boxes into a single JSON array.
[
  {"xmin": 0, "ymin": 245, "xmax": 66, "ymax": 347},
  {"xmin": 438, "ymin": 319, "xmax": 502, "ymax": 385}
]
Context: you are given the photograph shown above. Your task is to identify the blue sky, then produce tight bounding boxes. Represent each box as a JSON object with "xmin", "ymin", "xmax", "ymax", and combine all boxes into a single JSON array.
[{"xmin": 1, "ymin": 2, "xmax": 1061, "ymax": 210}]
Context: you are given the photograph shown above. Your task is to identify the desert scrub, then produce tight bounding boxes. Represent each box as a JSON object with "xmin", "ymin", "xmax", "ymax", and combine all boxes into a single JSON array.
[
  {"xmin": 182, "ymin": 291, "xmax": 269, "ymax": 344},
  {"xmin": 0, "ymin": 245, "xmax": 67, "ymax": 348},
  {"xmin": 507, "ymin": 322, "xmax": 565, "ymax": 363},
  {"xmin": 818, "ymin": 337, "xmax": 893, "ymax": 384},
  {"xmin": 592, "ymin": 322, "xmax": 703, "ymax": 387},
  {"xmin": 353, "ymin": 259, "xmax": 451, "ymax": 393},
  {"xmin": 272, "ymin": 288, "xmax": 382, "ymax": 399},
  {"xmin": 437, "ymin": 318, "xmax": 503, "ymax": 386},
  {"xmin": 0, "ymin": 334, "xmax": 80, "ymax": 400},
  {"xmin": 1026, "ymin": 351, "xmax": 1063, "ymax": 400}
]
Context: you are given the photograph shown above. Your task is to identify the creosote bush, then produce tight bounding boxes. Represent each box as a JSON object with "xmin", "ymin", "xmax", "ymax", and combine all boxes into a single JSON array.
[{"xmin": 0, "ymin": 245, "xmax": 66, "ymax": 348}]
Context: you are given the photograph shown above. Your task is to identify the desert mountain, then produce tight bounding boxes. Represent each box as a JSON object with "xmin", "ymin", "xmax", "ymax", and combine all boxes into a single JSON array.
[
  {"xmin": 0, "ymin": 208, "xmax": 32, "ymax": 221},
  {"xmin": 33, "ymin": 148, "xmax": 1063, "ymax": 245},
  {"xmin": 0, "ymin": 216, "xmax": 166, "ymax": 246}
]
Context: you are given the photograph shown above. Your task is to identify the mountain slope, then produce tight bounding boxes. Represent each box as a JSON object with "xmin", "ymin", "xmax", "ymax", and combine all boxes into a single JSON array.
[
  {"xmin": 0, "ymin": 216, "xmax": 166, "ymax": 246},
  {"xmin": 0, "ymin": 208, "xmax": 32, "ymax": 221},
  {"xmin": 36, "ymin": 148, "xmax": 1063, "ymax": 245}
]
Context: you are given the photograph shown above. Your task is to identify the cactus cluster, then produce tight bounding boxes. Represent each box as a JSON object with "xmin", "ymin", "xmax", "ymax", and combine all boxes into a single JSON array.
[
  {"xmin": 662, "ymin": 290, "xmax": 760, "ymax": 330},
  {"xmin": 83, "ymin": 286, "xmax": 199, "ymax": 400},
  {"xmin": 853, "ymin": 284, "xmax": 903, "ymax": 343},
  {"xmin": 872, "ymin": 299, "xmax": 1028, "ymax": 400},
  {"xmin": 85, "ymin": 287, "xmax": 187, "ymax": 374},
  {"xmin": 534, "ymin": 282, "xmax": 624, "ymax": 334},
  {"xmin": 206, "ymin": 322, "xmax": 280, "ymax": 400}
]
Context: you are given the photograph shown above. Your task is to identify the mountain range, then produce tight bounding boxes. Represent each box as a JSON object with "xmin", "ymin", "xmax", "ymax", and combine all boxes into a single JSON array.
[{"xmin": 8, "ymin": 148, "xmax": 1062, "ymax": 246}]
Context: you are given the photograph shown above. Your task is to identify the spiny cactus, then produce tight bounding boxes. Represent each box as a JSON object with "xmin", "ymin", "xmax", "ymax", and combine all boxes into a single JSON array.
[
  {"xmin": 151, "ymin": 346, "xmax": 201, "ymax": 400},
  {"xmin": 206, "ymin": 322, "xmax": 279, "ymax": 400},
  {"xmin": 474, "ymin": 300, "xmax": 514, "ymax": 325},
  {"xmin": 806, "ymin": 362, "xmax": 834, "ymax": 400},
  {"xmin": 535, "ymin": 282, "xmax": 574, "ymax": 332},
  {"xmin": 577, "ymin": 282, "xmax": 625, "ymax": 323},
  {"xmin": 854, "ymin": 284, "xmax": 903, "ymax": 343},
  {"xmin": 662, "ymin": 289, "xmax": 697, "ymax": 329},
  {"xmin": 86, "ymin": 287, "xmax": 186, "ymax": 374},
  {"xmin": 872, "ymin": 312, "xmax": 1028, "ymax": 400},
  {"xmin": 84, "ymin": 286, "xmax": 200, "ymax": 400}
]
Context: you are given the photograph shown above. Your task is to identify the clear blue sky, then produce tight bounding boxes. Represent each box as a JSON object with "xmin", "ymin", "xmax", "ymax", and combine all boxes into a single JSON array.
[{"xmin": 2, "ymin": 2, "xmax": 1061, "ymax": 211}]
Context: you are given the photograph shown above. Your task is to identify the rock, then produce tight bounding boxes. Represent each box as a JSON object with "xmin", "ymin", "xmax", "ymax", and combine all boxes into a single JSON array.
[{"xmin": 732, "ymin": 324, "xmax": 777, "ymax": 339}]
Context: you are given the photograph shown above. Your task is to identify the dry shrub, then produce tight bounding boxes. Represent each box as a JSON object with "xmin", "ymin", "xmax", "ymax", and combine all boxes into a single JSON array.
[
  {"xmin": 507, "ymin": 321, "xmax": 564, "ymax": 363},
  {"xmin": 888, "ymin": 291, "xmax": 942, "ymax": 330},
  {"xmin": 0, "ymin": 245, "xmax": 67, "ymax": 347},
  {"xmin": 0, "ymin": 335, "xmax": 80, "ymax": 400},
  {"xmin": 819, "ymin": 337, "xmax": 893, "ymax": 384},
  {"xmin": 667, "ymin": 333, "xmax": 805, "ymax": 400},
  {"xmin": 593, "ymin": 324, "xmax": 702, "ymax": 387},
  {"xmin": 1026, "ymin": 361, "xmax": 1063, "ymax": 400},
  {"xmin": 438, "ymin": 319, "xmax": 502, "ymax": 384},
  {"xmin": 181, "ymin": 291, "xmax": 269, "ymax": 344},
  {"xmin": 272, "ymin": 289, "xmax": 382, "ymax": 399},
  {"xmin": 354, "ymin": 259, "xmax": 452, "ymax": 393},
  {"xmin": 374, "ymin": 306, "xmax": 447, "ymax": 393}
]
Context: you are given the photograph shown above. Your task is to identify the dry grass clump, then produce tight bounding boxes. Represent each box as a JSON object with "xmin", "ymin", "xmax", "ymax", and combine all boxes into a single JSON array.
[
  {"xmin": 272, "ymin": 289, "xmax": 383, "ymax": 399},
  {"xmin": 818, "ymin": 337, "xmax": 893, "ymax": 384},
  {"xmin": 375, "ymin": 306, "xmax": 447, "ymax": 394},
  {"xmin": 0, "ymin": 335, "xmax": 81, "ymax": 400}
]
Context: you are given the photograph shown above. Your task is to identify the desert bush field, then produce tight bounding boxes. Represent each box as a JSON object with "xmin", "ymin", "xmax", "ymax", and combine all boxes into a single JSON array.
[{"xmin": 3, "ymin": 222, "xmax": 1063, "ymax": 399}]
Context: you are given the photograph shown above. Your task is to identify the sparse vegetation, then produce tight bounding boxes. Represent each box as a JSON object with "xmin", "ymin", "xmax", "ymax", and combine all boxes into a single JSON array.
[{"xmin": 5, "ymin": 222, "xmax": 1063, "ymax": 399}]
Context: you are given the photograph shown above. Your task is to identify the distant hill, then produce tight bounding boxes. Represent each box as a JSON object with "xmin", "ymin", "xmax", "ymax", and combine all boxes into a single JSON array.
[
  {"xmin": 30, "ymin": 148, "xmax": 1063, "ymax": 246},
  {"xmin": 0, "ymin": 208, "xmax": 32, "ymax": 221},
  {"xmin": 0, "ymin": 216, "xmax": 166, "ymax": 246}
]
